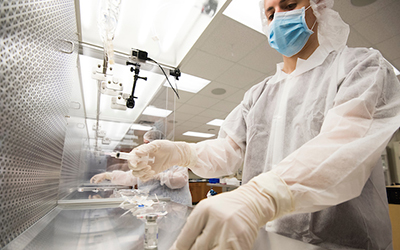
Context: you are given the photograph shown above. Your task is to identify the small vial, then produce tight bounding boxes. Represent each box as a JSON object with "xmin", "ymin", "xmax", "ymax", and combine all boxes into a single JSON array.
[{"xmin": 144, "ymin": 214, "xmax": 158, "ymax": 249}]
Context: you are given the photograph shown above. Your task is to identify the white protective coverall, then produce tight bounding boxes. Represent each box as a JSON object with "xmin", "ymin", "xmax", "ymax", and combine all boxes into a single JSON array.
[
  {"xmin": 208, "ymin": 43, "xmax": 400, "ymax": 249},
  {"xmin": 127, "ymin": 1, "xmax": 400, "ymax": 249},
  {"xmin": 104, "ymin": 166, "xmax": 192, "ymax": 207}
]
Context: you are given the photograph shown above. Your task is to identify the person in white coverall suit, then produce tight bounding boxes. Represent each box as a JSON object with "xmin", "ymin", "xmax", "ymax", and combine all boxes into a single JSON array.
[
  {"xmin": 90, "ymin": 130, "xmax": 192, "ymax": 207},
  {"xmin": 125, "ymin": 0, "xmax": 400, "ymax": 249}
]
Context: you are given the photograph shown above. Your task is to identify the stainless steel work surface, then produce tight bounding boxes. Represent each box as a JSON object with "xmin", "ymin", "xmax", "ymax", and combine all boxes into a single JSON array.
[{"xmin": 5, "ymin": 201, "xmax": 327, "ymax": 250}]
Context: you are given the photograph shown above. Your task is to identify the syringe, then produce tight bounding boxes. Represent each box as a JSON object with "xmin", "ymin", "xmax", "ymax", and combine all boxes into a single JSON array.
[{"xmin": 110, "ymin": 151, "xmax": 155, "ymax": 163}]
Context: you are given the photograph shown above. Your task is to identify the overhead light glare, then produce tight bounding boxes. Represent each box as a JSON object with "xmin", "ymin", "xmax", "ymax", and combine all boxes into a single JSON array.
[
  {"xmin": 183, "ymin": 131, "xmax": 215, "ymax": 138},
  {"xmin": 131, "ymin": 124, "xmax": 153, "ymax": 131},
  {"xmin": 142, "ymin": 106, "xmax": 173, "ymax": 117},
  {"xmin": 207, "ymin": 119, "xmax": 225, "ymax": 127},
  {"xmin": 223, "ymin": 0, "xmax": 263, "ymax": 34},
  {"xmin": 164, "ymin": 73, "xmax": 210, "ymax": 93}
]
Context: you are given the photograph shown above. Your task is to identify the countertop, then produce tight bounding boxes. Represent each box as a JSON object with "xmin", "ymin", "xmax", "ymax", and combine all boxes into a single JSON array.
[{"xmin": 4, "ymin": 187, "xmax": 328, "ymax": 250}]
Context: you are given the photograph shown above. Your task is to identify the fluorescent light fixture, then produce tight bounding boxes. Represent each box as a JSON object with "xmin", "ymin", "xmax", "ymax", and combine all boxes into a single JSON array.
[
  {"xmin": 183, "ymin": 131, "xmax": 216, "ymax": 138},
  {"xmin": 131, "ymin": 123, "xmax": 153, "ymax": 131},
  {"xmin": 86, "ymin": 119, "xmax": 132, "ymax": 140},
  {"xmin": 142, "ymin": 106, "xmax": 173, "ymax": 117},
  {"xmin": 164, "ymin": 73, "xmax": 210, "ymax": 93},
  {"xmin": 207, "ymin": 119, "xmax": 225, "ymax": 127},
  {"xmin": 79, "ymin": 0, "xmax": 229, "ymax": 67},
  {"xmin": 223, "ymin": 0, "xmax": 263, "ymax": 34}
]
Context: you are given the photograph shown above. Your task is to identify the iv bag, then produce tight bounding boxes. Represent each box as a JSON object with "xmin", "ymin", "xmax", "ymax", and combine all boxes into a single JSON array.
[{"xmin": 98, "ymin": 0, "xmax": 121, "ymax": 64}]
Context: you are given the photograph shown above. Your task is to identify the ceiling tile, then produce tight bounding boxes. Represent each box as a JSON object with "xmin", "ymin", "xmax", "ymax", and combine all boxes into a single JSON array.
[
  {"xmin": 393, "ymin": 58, "xmax": 400, "ymax": 74},
  {"xmin": 196, "ymin": 124, "xmax": 220, "ymax": 133},
  {"xmin": 175, "ymin": 90, "xmax": 195, "ymax": 104},
  {"xmin": 180, "ymin": 49, "xmax": 234, "ymax": 80},
  {"xmin": 347, "ymin": 27, "xmax": 372, "ymax": 48},
  {"xmin": 176, "ymin": 103, "xmax": 206, "ymax": 115},
  {"xmin": 178, "ymin": 120, "xmax": 201, "ymax": 130},
  {"xmin": 215, "ymin": 63, "xmax": 265, "ymax": 88},
  {"xmin": 185, "ymin": 94, "xmax": 220, "ymax": 108},
  {"xmin": 188, "ymin": 115, "xmax": 214, "ymax": 124},
  {"xmin": 197, "ymin": 81, "xmax": 240, "ymax": 100},
  {"xmin": 197, "ymin": 109, "xmax": 228, "ymax": 119},
  {"xmin": 173, "ymin": 111, "xmax": 195, "ymax": 122},
  {"xmin": 375, "ymin": 34, "xmax": 400, "ymax": 62},
  {"xmin": 224, "ymin": 89, "xmax": 247, "ymax": 103},
  {"xmin": 352, "ymin": 1, "xmax": 400, "ymax": 45},
  {"xmin": 198, "ymin": 16, "xmax": 265, "ymax": 63},
  {"xmin": 332, "ymin": 0, "xmax": 396, "ymax": 25},
  {"xmin": 239, "ymin": 41, "xmax": 282, "ymax": 74},
  {"xmin": 210, "ymin": 100, "xmax": 239, "ymax": 112},
  {"xmin": 191, "ymin": 14, "xmax": 224, "ymax": 50},
  {"xmin": 242, "ymin": 75, "xmax": 268, "ymax": 91}
]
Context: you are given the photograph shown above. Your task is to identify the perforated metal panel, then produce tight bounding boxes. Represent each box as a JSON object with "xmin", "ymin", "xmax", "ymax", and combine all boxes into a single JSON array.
[{"xmin": 0, "ymin": 0, "xmax": 78, "ymax": 247}]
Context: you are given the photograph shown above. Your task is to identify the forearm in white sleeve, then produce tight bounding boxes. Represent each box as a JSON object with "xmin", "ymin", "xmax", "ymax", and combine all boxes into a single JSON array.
[
  {"xmin": 158, "ymin": 166, "xmax": 189, "ymax": 189},
  {"xmin": 271, "ymin": 57, "xmax": 400, "ymax": 215},
  {"xmin": 110, "ymin": 170, "xmax": 138, "ymax": 186},
  {"xmin": 189, "ymin": 137, "xmax": 243, "ymax": 178}
]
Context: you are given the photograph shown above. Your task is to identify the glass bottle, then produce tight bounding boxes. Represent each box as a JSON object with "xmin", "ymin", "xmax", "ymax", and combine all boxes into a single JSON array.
[{"xmin": 144, "ymin": 214, "xmax": 158, "ymax": 249}]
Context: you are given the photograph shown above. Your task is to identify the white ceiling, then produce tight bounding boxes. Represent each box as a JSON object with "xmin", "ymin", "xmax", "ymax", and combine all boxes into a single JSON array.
[{"xmin": 76, "ymin": 0, "xmax": 400, "ymax": 150}]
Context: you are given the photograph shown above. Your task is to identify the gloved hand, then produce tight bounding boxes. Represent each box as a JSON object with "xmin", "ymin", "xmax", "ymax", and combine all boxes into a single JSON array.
[
  {"xmin": 170, "ymin": 172, "xmax": 294, "ymax": 250},
  {"xmin": 90, "ymin": 172, "xmax": 112, "ymax": 184},
  {"xmin": 128, "ymin": 140, "xmax": 196, "ymax": 181},
  {"xmin": 153, "ymin": 173, "xmax": 162, "ymax": 181}
]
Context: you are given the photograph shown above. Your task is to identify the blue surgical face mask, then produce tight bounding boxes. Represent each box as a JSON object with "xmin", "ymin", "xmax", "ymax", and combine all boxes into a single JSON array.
[{"xmin": 267, "ymin": 6, "xmax": 316, "ymax": 57}]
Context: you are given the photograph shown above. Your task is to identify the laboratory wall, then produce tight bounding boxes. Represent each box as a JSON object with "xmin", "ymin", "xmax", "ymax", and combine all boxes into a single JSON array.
[{"xmin": 0, "ymin": 0, "xmax": 81, "ymax": 248}]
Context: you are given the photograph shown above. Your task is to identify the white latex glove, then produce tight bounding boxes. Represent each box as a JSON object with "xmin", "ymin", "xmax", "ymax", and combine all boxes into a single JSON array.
[
  {"xmin": 157, "ymin": 166, "xmax": 189, "ymax": 189},
  {"xmin": 170, "ymin": 172, "xmax": 294, "ymax": 250},
  {"xmin": 128, "ymin": 140, "xmax": 196, "ymax": 181},
  {"xmin": 90, "ymin": 172, "xmax": 112, "ymax": 184},
  {"xmin": 153, "ymin": 173, "xmax": 162, "ymax": 181}
]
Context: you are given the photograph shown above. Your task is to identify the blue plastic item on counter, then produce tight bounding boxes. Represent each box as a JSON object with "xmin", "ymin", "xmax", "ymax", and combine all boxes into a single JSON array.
[{"xmin": 208, "ymin": 178, "xmax": 219, "ymax": 183}]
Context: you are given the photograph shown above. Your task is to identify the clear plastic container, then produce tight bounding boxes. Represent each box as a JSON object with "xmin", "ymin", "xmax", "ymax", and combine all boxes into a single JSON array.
[
  {"xmin": 144, "ymin": 214, "xmax": 158, "ymax": 249},
  {"xmin": 117, "ymin": 189, "xmax": 149, "ymax": 199}
]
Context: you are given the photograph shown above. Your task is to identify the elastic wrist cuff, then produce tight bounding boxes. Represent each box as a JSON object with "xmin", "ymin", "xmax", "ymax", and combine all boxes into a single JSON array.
[
  {"xmin": 252, "ymin": 172, "xmax": 294, "ymax": 220},
  {"xmin": 105, "ymin": 172, "xmax": 112, "ymax": 180}
]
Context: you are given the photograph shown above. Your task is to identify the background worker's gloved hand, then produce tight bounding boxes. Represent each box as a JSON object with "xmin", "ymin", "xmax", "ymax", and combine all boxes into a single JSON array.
[
  {"xmin": 128, "ymin": 140, "xmax": 196, "ymax": 181},
  {"xmin": 90, "ymin": 172, "xmax": 112, "ymax": 184},
  {"xmin": 170, "ymin": 173, "xmax": 294, "ymax": 250}
]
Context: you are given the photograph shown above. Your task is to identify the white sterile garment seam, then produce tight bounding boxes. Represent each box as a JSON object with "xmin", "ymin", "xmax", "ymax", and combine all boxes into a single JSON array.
[
  {"xmin": 216, "ymin": 46, "xmax": 400, "ymax": 249},
  {"xmin": 170, "ymin": 172, "xmax": 293, "ymax": 250}
]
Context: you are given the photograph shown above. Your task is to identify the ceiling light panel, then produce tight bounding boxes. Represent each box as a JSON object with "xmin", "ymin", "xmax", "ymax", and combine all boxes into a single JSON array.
[
  {"xmin": 207, "ymin": 119, "xmax": 225, "ymax": 126},
  {"xmin": 86, "ymin": 118, "xmax": 133, "ymax": 151},
  {"xmin": 223, "ymin": 0, "xmax": 263, "ymax": 34},
  {"xmin": 183, "ymin": 131, "xmax": 216, "ymax": 138},
  {"xmin": 79, "ymin": 0, "xmax": 228, "ymax": 67},
  {"xmin": 142, "ymin": 106, "xmax": 173, "ymax": 117},
  {"xmin": 131, "ymin": 124, "xmax": 154, "ymax": 131},
  {"xmin": 86, "ymin": 119, "xmax": 132, "ymax": 139},
  {"xmin": 164, "ymin": 73, "xmax": 210, "ymax": 93}
]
